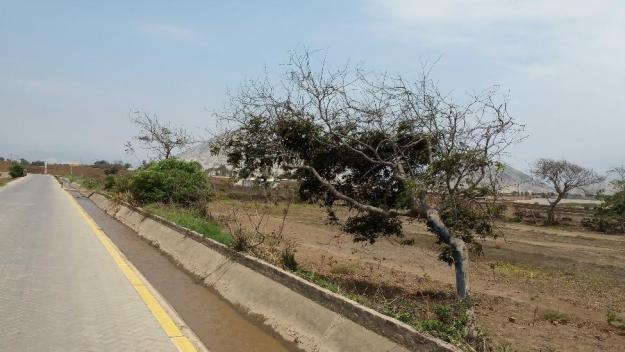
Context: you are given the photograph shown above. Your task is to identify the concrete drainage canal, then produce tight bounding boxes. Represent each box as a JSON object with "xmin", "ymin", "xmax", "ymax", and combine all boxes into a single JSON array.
[{"xmin": 73, "ymin": 192, "xmax": 301, "ymax": 352}]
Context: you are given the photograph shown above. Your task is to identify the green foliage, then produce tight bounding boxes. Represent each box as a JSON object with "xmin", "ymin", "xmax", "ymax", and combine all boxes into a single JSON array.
[
  {"xmin": 281, "ymin": 246, "xmax": 298, "ymax": 271},
  {"xmin": 296, "ymin": 270, "xmax": 342, "ymax": 293},
  {"xmin": 103, "ymin": 175, "xmax": 116, "ymax": 190},
  {"xmin": 584, "ymin": 182, "xmax": 625, "ymax": 233},
  {"xmin": 416, "ymin": 300, "xmax": 472, "ymax": 342},
  {"xmin": 219, "ymin": 99, "xmax": 433, "ymax": 245},
  {"xmin": 93, "ymin": 160, "xmax": 130, "ymax": 175},
  {"xmin": 222, "ymin": 113, "xmax": 429, "ymax": 245},
  {"xmin": 217, "ymin": 50, "xmax": 522, "ymax": 310},
  {"xmin": 541, "ymin": 309, "xmax": 570, "ymax": 324},
  {"xmin": 79, "ymin": 177, "xmax": 102, "ymax": 190},
  {"xmin": 436, "ymin": 201, "xmax": 505, "ymax": 263},
  {"xmin": 607, "ymin": 309, "xmax": 625, "ymax": 330},
  {"xmin": 143, "ymin": 204, "xmax": 231, "ymax": 245},
  {"xmin": 112, "ymin": 173, "xmax": 132, "ymax": 192},
  {"xmin": 115, "ymin": 158, "xmax": 211, "ymax": 206},
  {"xmin": 383, "ymin": 306, "xmax": 413, "ymax": 323},
  {"xmin": 343, "ymin": 213, "xmax": 403, "ymax": 243},
  {"xmin": 8, "ymin": 164, "xmax": 25, "ymax": 178}
]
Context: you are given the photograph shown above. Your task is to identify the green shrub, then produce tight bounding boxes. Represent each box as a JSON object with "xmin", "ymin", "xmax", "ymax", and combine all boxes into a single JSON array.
[
  {"xmin": 541, "ymin": 309, "xmax": 570, "ymax": 324},
  {"xmin": 103, "ymin": 175, "xmax": 116, "ymax": 190},
  {"xmin": 79, "ymin": 177, "xmax": 102, "ymax": 190},
  {"xmin": 281, "ymin": 246, "xmax": 298, "ymax": 271},
  {"xmin": 607, "ymin": 309, "xmax": 625, "ymax": 330},
  {"xmin": 584, "ymin": 183, "xmax": 625, "ymax": 234},
  {"xmin": 115, "ymin": 158, "xmax": 211, "ymax": 206},
  {"xmin": 8, "ymin": 164, "xmax": 25, "ymax": 178},
  {"xmin": 416, "ymin": 300, "xmax": 471, "ymax": 342}
]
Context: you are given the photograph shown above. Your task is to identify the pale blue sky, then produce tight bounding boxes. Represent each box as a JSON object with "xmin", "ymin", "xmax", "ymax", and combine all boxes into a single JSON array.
[{"xmin": 1, "ymin": 0, "xmax": 623, "ymax": 172}]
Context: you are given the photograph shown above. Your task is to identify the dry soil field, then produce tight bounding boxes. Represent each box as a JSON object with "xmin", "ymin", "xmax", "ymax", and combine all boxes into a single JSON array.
[{"xmin": 208, "ymin": 199, "xmax": 625, "ymax": 351}]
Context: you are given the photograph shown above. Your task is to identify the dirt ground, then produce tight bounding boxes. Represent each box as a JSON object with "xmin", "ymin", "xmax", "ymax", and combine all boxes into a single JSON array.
[
  {"xmin": 208, "ymin": 199, "xmax": 625, "ymax": 352},
  {"xmin": 0, "ymin": 161, "xmax": 107, "ymax": 178}
]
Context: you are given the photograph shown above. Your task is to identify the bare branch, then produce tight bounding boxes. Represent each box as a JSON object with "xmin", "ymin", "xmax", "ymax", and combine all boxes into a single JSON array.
[{"xmin": 127, "ymin": 111, "xmax": 195, "ymax": 160}]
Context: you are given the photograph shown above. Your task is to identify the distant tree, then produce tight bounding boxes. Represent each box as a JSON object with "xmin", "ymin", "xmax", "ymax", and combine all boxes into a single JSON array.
[
  {"xmin": 19, "ymin": 158, "xmax": 29, "ymax": 165},
  {"xmin": 610, "ymin": 165, "xmax": 625, "ymax": 184},
  {"xmin": 31, "ymin": 160, "xmax": 45, "ymax": 167},
  {"xmin": 93, "ymin": 160, "xmax": 109, "ymax": 168},
  {"xmin": 9, "ymin": 164, "xmax": 25, "ymax": 178},
  {"xmin": 125, "ymin": 111, "xmax": 195, "ymax": 160},
  {"xmin": 584, "ymin": 166, "xmax": 625, "ymax": 233},
  {"xmin": 0, "ymin": 157, "xmax": 5, "ymax": 162},
  {"xmin": 531, "ymin": 159, "xmax": 604, "ymax": 225},
  {"xmin": 93, "ymin": 160, "xmax": 131, "ymax": 175},
  {"xmin": 216, "ymin": 50, "xmax": 523, "ymax": 304}
]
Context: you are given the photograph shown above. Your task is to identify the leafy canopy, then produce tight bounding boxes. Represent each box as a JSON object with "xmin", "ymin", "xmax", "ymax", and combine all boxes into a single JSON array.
[
  {"xmin": 217, "ymin": 50, "xmax": 522, "ymax": 263},
  {"xmin": 114, "ymin": 158, "xmax": 211, "ymax": 206},
  {"xmin": 9, "ymin": 163, "xmax": 25, "ymax": 178},
  {"xmin": 584, "ymin": 167, "xmax": 625, "ymax": 233}
]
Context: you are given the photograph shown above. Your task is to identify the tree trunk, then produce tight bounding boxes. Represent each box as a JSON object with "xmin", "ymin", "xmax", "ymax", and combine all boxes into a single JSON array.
[
  {"xmin": 424, "ymin": 208, "xmax": 471, "ymax": 301},
  {"xmin": 450, "ymin": 237, "xmax": 470, "ymax": 300},
  {"xmin": 546, "ymin": 195, "xmax": 563, "ymax": 225},
  {"xmin": 547, "ymin": 203, "xmax": 556, "ymax": 225}
]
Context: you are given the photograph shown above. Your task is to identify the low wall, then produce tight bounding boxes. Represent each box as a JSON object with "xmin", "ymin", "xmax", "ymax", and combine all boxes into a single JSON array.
[{"xmin": 88, "ymin": 192, "xmax": 457, "ymax": 352}]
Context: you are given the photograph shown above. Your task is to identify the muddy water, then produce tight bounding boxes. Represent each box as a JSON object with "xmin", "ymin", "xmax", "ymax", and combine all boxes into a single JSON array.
[{"xmin": 74, "ymin": 194, "xmax": 300, "ymax": 352}]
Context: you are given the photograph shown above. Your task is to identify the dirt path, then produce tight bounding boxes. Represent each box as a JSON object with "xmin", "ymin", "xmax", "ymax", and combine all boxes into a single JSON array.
[{"xmin": 209, "ymin": 200, "xmax": 625, "ymax": 351}]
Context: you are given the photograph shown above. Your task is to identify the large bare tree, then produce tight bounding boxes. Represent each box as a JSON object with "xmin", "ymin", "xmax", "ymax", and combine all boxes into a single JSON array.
[
  {"xmin": 215, "ymin": 51, "xmax": 523, "ymax": 303},
  {"xmin": 531, "ymin": 159, "xmax": 604, "ymax": 225},
  {"xmin": 609, "ymin": 165, "xmax": 625, "ymax": 184},
  {"xmin": 125, "ymin": 111, "xmax": 195, "ymax": 160}
]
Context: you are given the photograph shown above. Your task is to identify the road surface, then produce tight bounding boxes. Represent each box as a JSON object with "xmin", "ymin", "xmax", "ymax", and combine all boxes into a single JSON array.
[{"xmin": 0, "ymin": 175, "xmax": 190, "ymax": 351}]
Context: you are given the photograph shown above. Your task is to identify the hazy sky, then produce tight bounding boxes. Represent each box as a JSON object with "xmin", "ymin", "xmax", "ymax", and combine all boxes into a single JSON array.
[{"xmin": 1, "ymin": 1, "xmax": 623, "ymax": 172}]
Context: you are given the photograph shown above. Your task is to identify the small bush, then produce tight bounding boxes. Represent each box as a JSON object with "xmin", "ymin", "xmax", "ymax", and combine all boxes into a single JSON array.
[
  {"xmin": 329, "ymin": 262, "xmax": 355, "ymax": 275},
  {"xmin": 416, "ymin": 300, "xmax": 472, "ymax": 342},
  {"xmin": 103, "ymin": 175, "xmax": 116, "ymax": 190},
  {"xmin": 541, "ymin": 309, "xmax": 570, "ymax": 324},
  {"xmin": 584, "ymin": 184, "xmax": 625, "ymax": 234},
  {"xmin": 400, "ymin": 238, "xmax": 415, "ymax": 246},
  {"xmin": 607, "ymin": 309, "xmax": 625, "ymax": 330},
  {"xmin": 231, "ymin": 230, "xmax": 249, "ymax": 252},
  {"xmin": 79, "ymin": 177, "xmax": 102, "ymax": 190},
  {"xmin": 9, "ymin": 164, "xmax": 25, "ymax": 178},
  {"xmin": 281, "ymin": 245, "xmax": 298, "ymax": 271},
  {"xmin": 115, "ymin": 158, "xmax": 211, "ymax": 206}
]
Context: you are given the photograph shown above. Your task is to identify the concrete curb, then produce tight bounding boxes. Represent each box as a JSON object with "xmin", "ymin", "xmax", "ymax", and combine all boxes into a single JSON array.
[{"xmin": 88, "ymin": 191, "xmax": 459, "ymax": 352}]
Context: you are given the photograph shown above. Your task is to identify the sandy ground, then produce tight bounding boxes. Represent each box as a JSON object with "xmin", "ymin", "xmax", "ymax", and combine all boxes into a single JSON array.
[{"xmin": 208, "ymin": 200, "xmax": 625, "ymax": 351}]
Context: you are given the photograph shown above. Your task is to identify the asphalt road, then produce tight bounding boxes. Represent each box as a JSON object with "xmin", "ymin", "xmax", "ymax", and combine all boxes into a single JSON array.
[{"xmin": 0, "ymin": 175, "xmax": 180, "ymax": 351}]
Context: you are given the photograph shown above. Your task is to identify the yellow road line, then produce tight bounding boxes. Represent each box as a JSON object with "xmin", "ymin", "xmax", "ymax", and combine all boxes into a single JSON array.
[{"xmin": 62, "ymin": 190, "xmax": 197, "ymax": 352}]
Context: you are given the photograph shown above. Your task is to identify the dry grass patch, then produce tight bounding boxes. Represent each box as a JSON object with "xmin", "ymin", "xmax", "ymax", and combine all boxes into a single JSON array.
[
  {"xmin": 490, "ymin": 262, "xmax": 543, "ymax": 279},
  {"xmin": 541, "ymin": 309, "xmax": 571, "ymax": 324}
]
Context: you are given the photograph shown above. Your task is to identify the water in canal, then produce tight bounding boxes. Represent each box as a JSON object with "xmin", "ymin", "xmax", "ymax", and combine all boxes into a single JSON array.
[{"xmin": 74, "ymin": 193, "xmax": 301, "ymax": 352}]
